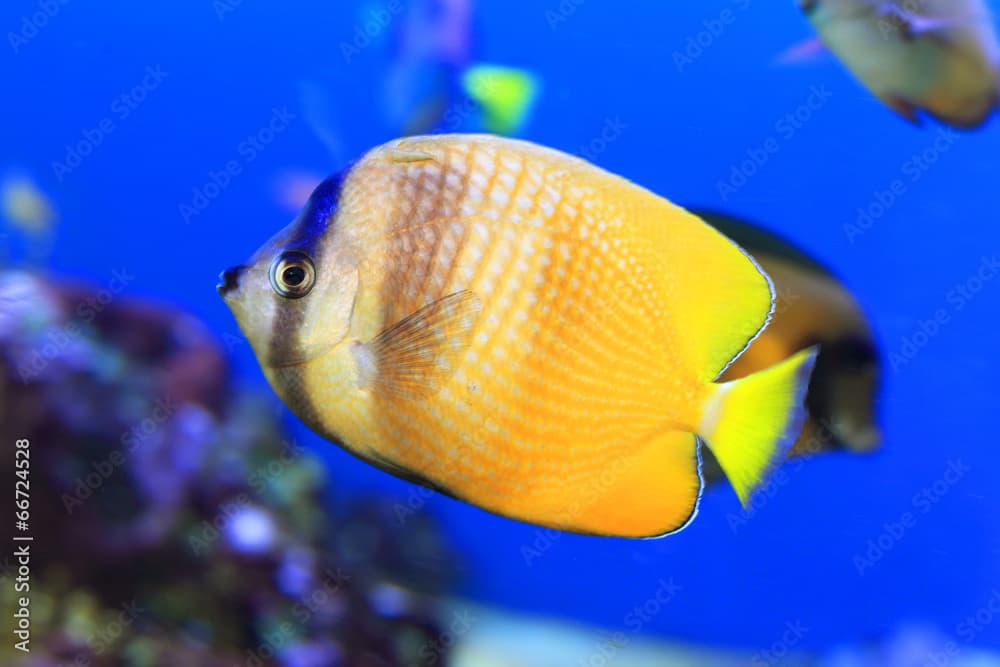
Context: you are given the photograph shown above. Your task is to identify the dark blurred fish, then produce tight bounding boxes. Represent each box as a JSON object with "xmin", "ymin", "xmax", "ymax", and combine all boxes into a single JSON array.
[
  {"xmin": 383, "ymin": 0, "xmax": 539, "ymax": 135},
  {"xmin": 693, "ymin": 210, "xmax": 881, "ymax": 486},
  {"xmin": 797, "ymin": 0, "xmax": 1000, "ymax": 127}
]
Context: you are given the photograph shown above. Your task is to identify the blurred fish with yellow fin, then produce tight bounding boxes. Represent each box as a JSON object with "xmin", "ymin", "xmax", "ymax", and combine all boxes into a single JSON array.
[
  {"xmin": 693, "ymin": 210, "xmax": 881, "ymax": 486},
  {"xmin": 461, "ymin": 64, "xmax": 539, "ymax": 135},
  {"xmin": 219, "ymin": 134, "xmax": 816, "ymax": 538},
  {"xmin": 383, "ymin": 0, "xmax": 539, "ymax": 135},
  {"xmin": 797, "ymin": 0, "xmax": 1000, "ymax": 127}
]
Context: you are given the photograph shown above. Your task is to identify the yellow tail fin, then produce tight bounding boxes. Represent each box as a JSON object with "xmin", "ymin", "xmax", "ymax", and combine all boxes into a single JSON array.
[{"xmin": 698, "ymin": 347, "xmax": 817, "ymax": 506}]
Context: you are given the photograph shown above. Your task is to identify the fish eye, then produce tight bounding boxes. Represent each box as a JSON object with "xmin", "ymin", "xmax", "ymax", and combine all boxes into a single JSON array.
[{"xmin": 269, "ymin": 251, "xmax": 316, "ymax": 298}]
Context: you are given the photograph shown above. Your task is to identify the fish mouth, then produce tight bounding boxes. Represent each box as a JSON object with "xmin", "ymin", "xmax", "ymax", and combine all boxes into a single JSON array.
[{"xmin": 217, "ymin": 265, "xmax": 246, "ymax": 297}]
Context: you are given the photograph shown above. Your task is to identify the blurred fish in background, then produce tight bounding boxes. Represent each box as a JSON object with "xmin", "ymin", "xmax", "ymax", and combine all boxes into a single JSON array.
[
  {"xmin": 280, "ymin": 0, "xmax": 540, "ymax": 214},
  {"xmin": 1, "ymin": 171, "xmax": 58, "ymax": 265},
  {"xmin": 694, "ymin": 210, "xmax": 882, "ymax": 486},
  {"xmin": 795, "ymin": 0, "xmax": 1000, "ymax": 127},
  {"xmin": 274, "ymin": 0, "xmax": 541, "ymax": 213},
  {"xmin": 382, "ymin": 0, "xmax": 539, "ymax": 135}
]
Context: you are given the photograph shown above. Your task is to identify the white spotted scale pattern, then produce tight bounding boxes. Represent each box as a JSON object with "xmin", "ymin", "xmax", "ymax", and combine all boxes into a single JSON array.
[{"xmin": 370, "ymin": 140, "xmax": 695, "ymax": 517}]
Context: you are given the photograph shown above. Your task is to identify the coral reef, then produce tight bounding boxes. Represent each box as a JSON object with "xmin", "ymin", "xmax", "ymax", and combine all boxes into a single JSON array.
[{"xmin": 0, "ymin": 270, "xmax": 456, "ymax": 666}]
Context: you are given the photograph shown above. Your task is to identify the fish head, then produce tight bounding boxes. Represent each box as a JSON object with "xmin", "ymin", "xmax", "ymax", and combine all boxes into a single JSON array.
[
  {"xmin": 218, "ymin": 172, "xmax": 360, "ymax": 369},
  {"xmin": 807, "ymin": 333, "xmax": 882, "ymax": 452}
]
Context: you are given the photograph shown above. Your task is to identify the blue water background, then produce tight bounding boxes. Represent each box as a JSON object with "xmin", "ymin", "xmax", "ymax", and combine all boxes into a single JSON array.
[{"xmin": 3, "ymin": 0, "xmax": 999, "ymax": 653}]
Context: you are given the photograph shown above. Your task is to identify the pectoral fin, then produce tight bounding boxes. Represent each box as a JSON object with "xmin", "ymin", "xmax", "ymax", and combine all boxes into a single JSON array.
[
  {"xmin": 362, "ymin": 290, "xmax": 482, "ymax": 400},
  {"xmin": 775, "ymin": 36, "xmax": 828, "ymax": 65}
]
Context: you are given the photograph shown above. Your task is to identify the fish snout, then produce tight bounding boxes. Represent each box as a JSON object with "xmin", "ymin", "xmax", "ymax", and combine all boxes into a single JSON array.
[{"xmin": 217, "ymin": 265, "xmax": 247, "ymax": 297}]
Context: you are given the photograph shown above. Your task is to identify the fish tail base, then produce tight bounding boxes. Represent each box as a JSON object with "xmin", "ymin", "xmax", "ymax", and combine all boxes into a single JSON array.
[{"xmin": 697, "ymin": 347, "xmax": 817, "ymax": 506}]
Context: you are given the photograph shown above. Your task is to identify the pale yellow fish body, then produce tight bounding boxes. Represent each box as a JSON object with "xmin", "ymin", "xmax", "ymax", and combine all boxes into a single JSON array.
[
  {"xmin": 221, "ymin": 135, "xmax": 814, "ymax": 538},
  {"xmin": 803, "ymin": 0, "xmax": 1000, "ymax": 127}
]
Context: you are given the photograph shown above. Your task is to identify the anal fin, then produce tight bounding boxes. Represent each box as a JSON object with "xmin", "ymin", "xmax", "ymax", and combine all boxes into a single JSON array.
[{"xmin": 568, "ymin": 431, "xmax": 702, "ymax": 538}]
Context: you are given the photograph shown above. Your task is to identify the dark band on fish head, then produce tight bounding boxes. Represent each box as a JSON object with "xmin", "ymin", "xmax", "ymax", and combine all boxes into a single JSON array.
[
  {"xmin": 266, "ymin": 170, "xmax": 349, "ymax": 367},
  {"xmin": 303, "ymin": 172, "xmax": 346, "ymax": 236},
  {"xmin": 288, "ymin": 171, "xmax": 346, "ymax": 256}
]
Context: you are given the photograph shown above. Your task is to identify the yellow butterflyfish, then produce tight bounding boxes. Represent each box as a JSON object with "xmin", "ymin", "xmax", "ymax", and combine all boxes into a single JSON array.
[{"xmin": 219, "ymin": 135, "xmax": 815, "ymax": 538}]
